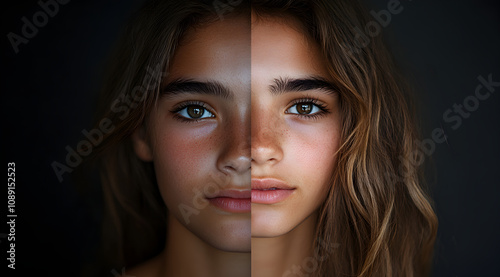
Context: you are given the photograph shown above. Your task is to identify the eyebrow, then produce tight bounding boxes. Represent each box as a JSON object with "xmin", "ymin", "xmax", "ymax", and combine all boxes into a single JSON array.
[
  {"xmin": 269, "ymin": 76, "xmax": 339, "ymax": 96},
  {"xmin": 162, "ymin": 78, "xmax": 232, "ymax": 99}
]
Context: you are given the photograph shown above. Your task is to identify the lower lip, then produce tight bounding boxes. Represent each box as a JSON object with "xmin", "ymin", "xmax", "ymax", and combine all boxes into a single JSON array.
[
  {"xmin": 251, "ymin": 189, "xmax": 294, "ymax": 204},
  {"xmin": 208, "ymin": 197, "xmax": 251, "ymax": 213}
]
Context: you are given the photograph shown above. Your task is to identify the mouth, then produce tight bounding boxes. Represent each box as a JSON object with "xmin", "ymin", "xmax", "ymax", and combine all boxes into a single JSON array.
[
  {"xmin": 251, "ymin": 178, "xmax": 295, "ymax": 204},
  {"xmin": 206, "ymin": 190, "xmax": 251, "ymax": 213}
]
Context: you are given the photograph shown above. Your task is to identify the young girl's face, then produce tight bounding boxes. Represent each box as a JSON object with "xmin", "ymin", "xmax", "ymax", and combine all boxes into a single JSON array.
[
  {"xmin": 251, "ymin": 17, "xmax": 341, "ymax": 237},
  {"xmin": 133, "ymin": 16, "xmax": 251, "ymax": 252},
  {"xmin": 133, "ymin": 13, "xmax": 339, "ymax": 249}
]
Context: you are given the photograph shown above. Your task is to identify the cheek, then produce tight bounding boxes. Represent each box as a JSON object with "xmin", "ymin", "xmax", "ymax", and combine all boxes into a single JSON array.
[
  {"xmin": 287, "ymin": 121, "xmax": 339, "ymax": 191},
  {"xmin": 152, "ymin": 124, "xmax": 218, "ymax": 203}
]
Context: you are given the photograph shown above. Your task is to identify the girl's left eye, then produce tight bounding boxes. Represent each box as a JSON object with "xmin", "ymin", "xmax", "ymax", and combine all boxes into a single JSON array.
[
  {"xmin": 176, "ymin": 105, "xmax": 215, "ymax": 119},
  {"xmin": 286, "ymin": 102, "xmax": 322, "ymax": 115}
]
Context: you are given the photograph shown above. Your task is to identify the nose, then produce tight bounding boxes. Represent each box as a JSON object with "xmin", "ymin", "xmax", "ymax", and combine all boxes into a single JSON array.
[
  {"xmin": 217, "ymin": 110, "xmax": 251, "ymax": 175},
  {"xmin": 251, "ymin": 105, "xmax": 283, "ymax": 166}
]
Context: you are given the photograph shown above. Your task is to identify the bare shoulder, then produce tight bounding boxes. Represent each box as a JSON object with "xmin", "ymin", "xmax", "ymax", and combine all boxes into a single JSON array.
[{"xmin": 126, "ymin": 254, "xmax": 163, "ymax": 277}]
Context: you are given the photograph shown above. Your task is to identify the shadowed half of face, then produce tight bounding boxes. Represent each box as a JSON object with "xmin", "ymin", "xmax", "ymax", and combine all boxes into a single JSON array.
[{"xmin": 132, "ymin": 14, "xmax": 252, "ymax": 252}]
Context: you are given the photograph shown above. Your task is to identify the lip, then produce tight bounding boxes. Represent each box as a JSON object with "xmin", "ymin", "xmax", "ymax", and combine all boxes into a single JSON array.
[
  {"xmin": 207, "ymin": 190, "xmax": 250, "ymax": 213},
  {"xmin": 251, "ymin": 178, "xmax": 295, "ymax": 204}
]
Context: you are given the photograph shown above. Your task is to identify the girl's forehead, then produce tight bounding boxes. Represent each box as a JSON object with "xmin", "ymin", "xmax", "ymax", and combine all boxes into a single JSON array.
[
  {"xmin": 179, "ymin": 14, "xmax": 250, "ymax": 46},
  {"xmin": 251, "ymin": 18, "xmax": 329, "ymax": 83},
  {"xmin": 164, "ymin": 13, "xmax": 327, "ymax": 94},
  {"xmin": 165, "ymin": 16, "xmax": 250, "ymax": 80}
]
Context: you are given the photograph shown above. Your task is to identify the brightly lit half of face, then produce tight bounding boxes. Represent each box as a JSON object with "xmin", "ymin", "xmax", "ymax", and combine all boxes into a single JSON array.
[{"xmin": 250, "ymin": 15, "xmax": 341, "ymax": 238}]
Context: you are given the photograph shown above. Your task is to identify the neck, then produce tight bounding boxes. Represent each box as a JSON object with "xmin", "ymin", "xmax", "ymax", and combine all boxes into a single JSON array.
[
  {"xmin": 251, "ymin": 212, "xmax": 318, "ymax": 277},
  {"xmin": 159, "ymin": 214, "xmax": 251, "ymax": 277}
]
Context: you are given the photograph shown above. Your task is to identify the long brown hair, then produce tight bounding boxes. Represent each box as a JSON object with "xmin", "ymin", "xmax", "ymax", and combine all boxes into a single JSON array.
[
  {"xmin": 253, "ymin": 0, "xmax": 438, "ymax": 276},
  {"xmin": 82, "ymin": 0, "xmax": 437, "ymax": 276}
]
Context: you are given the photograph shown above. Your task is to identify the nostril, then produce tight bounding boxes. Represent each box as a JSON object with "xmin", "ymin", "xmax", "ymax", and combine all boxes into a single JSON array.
[{"xmin": 222, "ymin": 158, "xmax": 251, "ymax": 174}]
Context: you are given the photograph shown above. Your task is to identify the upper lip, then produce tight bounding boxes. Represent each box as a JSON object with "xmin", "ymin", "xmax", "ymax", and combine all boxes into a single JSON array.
[
  {"xmin": 251, "ymin": 178, "xmax": 294, "ymax": 190},
  {"xmin": 207, "ymin": 189, "xmax": 251, "ymax": 199}
]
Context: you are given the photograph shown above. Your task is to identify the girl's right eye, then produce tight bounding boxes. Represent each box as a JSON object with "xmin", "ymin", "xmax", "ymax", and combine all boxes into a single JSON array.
[
  {"xmin": 286, "ymin": 102, "xmax": 322, "ymax": 115},
  {"xmin": 284, "ymin": 97, "xmax": 329, "ymax": 120},
  {"xmin": 171, "ymin": 102, "xmax": 215, "ymax": 122},
  {"xmin": 177, "ymin": 105, "xmax": 214, "ymax": 119}
]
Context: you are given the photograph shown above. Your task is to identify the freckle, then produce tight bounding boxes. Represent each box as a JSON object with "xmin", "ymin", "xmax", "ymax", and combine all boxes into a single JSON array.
[{"xmin": 283, "ymin": 129, "xmax": 290, "ymax": 138}]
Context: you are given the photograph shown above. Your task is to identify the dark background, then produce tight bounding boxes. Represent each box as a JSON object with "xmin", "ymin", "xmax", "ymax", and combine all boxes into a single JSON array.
[{"xmin": 1, "ymin": 0, "xmax": 499, "ymax": 276}]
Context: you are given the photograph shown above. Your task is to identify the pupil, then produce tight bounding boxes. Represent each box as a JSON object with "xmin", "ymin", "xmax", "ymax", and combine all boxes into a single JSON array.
[
  {"xmin": 298, "ymin": 104, "xmax": 312, "ymax": 114},
  {"xmin": 187, "ymin": 106, "xmax": 204, "ymax": 118}
]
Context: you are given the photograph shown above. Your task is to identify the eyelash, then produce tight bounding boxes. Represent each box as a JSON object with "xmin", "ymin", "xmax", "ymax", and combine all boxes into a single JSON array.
[
  {"xmin": 286, "ymin": 97, "xmax": 330, "ymax": 120},
  {"xmin": 169, "ymin": 98, "xmax": 328, "ymax": 123},
  {"xmin": 170, "ymin": 100, "xmax": 215, "ymax": 123}
]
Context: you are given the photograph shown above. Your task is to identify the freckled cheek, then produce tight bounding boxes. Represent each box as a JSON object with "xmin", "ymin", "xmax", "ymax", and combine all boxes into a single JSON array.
[
  {"xmin": 286, "ymin": 126, "xmax": 339, "ymax": 192},
  {"xmin": 152, "ymin": 124, "xmax": 219, "ymax": 199}
]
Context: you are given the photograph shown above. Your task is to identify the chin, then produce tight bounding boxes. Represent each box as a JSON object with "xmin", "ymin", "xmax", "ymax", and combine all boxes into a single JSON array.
[
  {"xmin": 206, "ymin": 233, "xmax": 251, "ymax": 253},
  {"xmin": 251, "ymin": 223, "xmax": 293, "ymax": 238},
  {"xmin": 196, "ymin": 217, "xmax": 251, "ymax": 252},
  {"xmin": 215, "ymin": 239, "xmax": 251, "ymax": 253},
  {"xmin": 251, "ymin": 209, "xmax": 295, "ymax": 238}
]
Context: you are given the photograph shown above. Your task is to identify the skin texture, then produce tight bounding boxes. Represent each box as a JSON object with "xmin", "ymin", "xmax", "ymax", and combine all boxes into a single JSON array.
[
  {"xmin": 251, "ymin": 15, "xmax": 341, "ymax": 277},
  {"xmin": 129, "ymin": 13, "xmax": 340, "ymax": 277},
  {"xmin": 131, "ymin": 15, "xmax": 251, "ymax": 277}
]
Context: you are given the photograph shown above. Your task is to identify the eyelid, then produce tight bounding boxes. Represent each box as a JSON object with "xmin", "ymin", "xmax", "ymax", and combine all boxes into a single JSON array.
[
  {"xmin": 285, "ymin": 97, "xmax": 329, "ymax": 113},
  {"xmin": 171, "ymin": 100, "xmax": 215, "ymax": 113},
  {"xmin": 170, "ymin": 100, "xmax": 217, "ymax": 121}
]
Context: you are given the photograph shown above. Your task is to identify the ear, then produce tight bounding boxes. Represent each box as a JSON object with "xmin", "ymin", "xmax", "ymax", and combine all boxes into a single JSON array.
[{"xmin": 131, "ymin": 126, "xmax": 153, "ymax": 161}]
